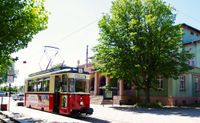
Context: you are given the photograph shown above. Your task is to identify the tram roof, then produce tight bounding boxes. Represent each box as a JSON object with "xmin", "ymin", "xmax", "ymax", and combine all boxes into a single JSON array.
[{"xmin": 28, "ymin": 66, "xmax": 88, "ymax": 77}]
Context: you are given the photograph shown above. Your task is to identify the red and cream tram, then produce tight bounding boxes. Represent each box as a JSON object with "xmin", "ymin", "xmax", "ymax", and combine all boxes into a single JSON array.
[{"xmin": 24, "ymin": 66, "xmax": 93, "ymax": 115}]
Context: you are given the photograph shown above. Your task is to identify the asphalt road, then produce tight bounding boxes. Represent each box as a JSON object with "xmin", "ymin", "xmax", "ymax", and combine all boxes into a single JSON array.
[{"xmin": 1, "ymin": 97, "xmax": 200, "ymax": 123}]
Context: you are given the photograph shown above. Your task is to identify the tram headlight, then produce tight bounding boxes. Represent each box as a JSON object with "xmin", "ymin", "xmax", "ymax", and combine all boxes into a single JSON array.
[
  {"xmin": 80, "ymin": 100, "xmax": 84, "ymax": 106},
  {"xmin": 80, "ymin": 97, "xmax": 84, "ymax": 106}
]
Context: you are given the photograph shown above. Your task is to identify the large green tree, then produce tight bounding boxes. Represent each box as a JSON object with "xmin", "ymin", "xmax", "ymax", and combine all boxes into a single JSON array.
[
  {"xmin": 0, "ymin": 0, "xmax": 48, "ymax": 75},
  {"xmin": 93, "ymin": 0, "xmax": 193, "ymax": 103}
]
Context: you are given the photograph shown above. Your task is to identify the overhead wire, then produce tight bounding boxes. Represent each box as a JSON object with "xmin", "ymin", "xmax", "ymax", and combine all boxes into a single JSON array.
[
  {"xmin": 42, "ymin": 19, "xmax": 99, "ymax": 67},
  {"xmin": 49, "ymin": 7, "xmax": 200, "ymax": 47},
  {"xmin": 48, "ymin": 19, "xmax": 99, "ymax": 46},
  {"xmin": 43, "ymin": 5, "xmax": 200, "ymax": 68}
]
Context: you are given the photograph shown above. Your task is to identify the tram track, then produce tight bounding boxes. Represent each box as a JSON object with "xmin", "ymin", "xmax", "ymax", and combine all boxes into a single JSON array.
[
  {"xmin": 0, "ymin": 111, "xmax": 45, "ymax": 123},
  {"xmin": 0, "ymin": 112, "xmax": 19, "ymax": 123}
]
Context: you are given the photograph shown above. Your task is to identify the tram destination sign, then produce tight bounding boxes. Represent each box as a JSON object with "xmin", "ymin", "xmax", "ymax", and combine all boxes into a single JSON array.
[
  {"xmin": 68, "ymin": 73, "xmax": 86, "ymax": 79},
  {"xmin": 75, "ymin": 74, "xmax": 86, "ymax": 79}
]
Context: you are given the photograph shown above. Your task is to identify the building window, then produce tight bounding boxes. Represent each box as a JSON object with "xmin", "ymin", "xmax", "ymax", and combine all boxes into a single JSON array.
[
  {"xmin": 158, "ymin": 77, "xmax": 163, "ymax": 90},
  {"xmin": 190, "ymin": 31, "xmax": 194, "ymax": 35},
  {"xmin": 195, "ymin": 78, "xmax": 200, "ymax": 92},
  {"xmin": 192, "ymin": 60, "xmax": 195, "ymax": 66},
  {"xmin": 187, "ymin": 60, "xmax": 190, "ymax": 65},
  {"xmin": 180, "ymin": 76, "xmax": 186, "ymax": 91},
  {"xmin": 188, "ymin": 60, "xmax": 195, "ymax": 66}
]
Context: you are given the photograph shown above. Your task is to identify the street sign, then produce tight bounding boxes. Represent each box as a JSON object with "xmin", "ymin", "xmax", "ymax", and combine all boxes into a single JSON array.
[
  {"xmin": 7, "ymin": 67, "xmax": 14, "ymax": 83},
  {"xmin": 103, "ymin": 90, "xmax": 113, "ymax": 100},
  {"xmin": 7, "ymin": 76, "xmax": 14, "ymax": 83}
]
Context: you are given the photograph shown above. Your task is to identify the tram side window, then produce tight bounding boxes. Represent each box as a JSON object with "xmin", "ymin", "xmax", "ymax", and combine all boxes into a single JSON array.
[
  {"xmin": 37, "ymin": 79, "xmax": 42, "ymax": 92},
  {"xmin": 28, "ymin": 80, "xmax": 32, "ymax": 91},
  {"xmin": 55, "ymin": 76, "xmax": 61, "ymax": 92},
  {"xmin": 62, "ymin": 75, "xmax": 68, "ymax": 92},
  {"xmin": 69, "ymin": 78, "xmax": 75, "ymax": 92},
  {"xmin": 43, "ymin": 79, "xmax": 49, "ymax": 92},
  {"xmin": 31, "ymin": 81, "xmax": 35, "ymax": 91},
  {"xmin": 28, "ymin": 80, "xmax": 48, "ymax": 92},
  {"xmin": 33, "ymin": 81, "xmax": 38, "ymax": 92}
]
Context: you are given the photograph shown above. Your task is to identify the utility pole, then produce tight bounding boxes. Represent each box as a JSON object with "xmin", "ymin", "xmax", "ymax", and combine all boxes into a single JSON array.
[
  {"xmin": 77, "ymin": 60, "xmax": 80, "ymax": 68},
  {"xmin": 7, "ymin": 66, "xmax": 14, "ymax": 111},
  {"xmin": 85, "ymin": 45, "xmax": 89, "ymax": 68}
]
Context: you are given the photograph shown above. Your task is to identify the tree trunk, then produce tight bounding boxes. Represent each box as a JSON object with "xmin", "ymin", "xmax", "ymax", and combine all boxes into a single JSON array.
[
  {"xmin": 144, "ymin": 86, "xmax": 150, "ymax": 103},
  {"xmin": 144, "ymin": 80, "xmax": 151, "ymax": 103}
]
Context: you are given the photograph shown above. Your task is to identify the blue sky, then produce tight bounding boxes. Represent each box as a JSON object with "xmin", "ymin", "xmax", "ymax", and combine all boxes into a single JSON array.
[
  {"xmin": 11, "ymin": 0, "xmax": 200, "ymax": 86},
  {"xmin": 165, "ymin": 0, "xmax": 200, "ymax": 29}
]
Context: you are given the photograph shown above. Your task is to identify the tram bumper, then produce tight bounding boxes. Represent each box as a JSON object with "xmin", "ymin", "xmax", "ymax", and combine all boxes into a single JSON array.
[
  {"xmin": 73, "ymin": 107, "xmax": 93, "ymax": 115},
  {"xmin": 84, "ymin": 108, "xmax": 93, "ymax": 115}
]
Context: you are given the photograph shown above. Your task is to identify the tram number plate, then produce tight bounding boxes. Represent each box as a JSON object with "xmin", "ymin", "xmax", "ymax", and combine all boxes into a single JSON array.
[{"xmin": 62, "ymin": 95, "xmax": 68, "ymax": 108}]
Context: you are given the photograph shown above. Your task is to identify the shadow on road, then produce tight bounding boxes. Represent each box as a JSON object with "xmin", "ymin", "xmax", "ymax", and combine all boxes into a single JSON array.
[
  {"xmin": 111, "ymin": 106, "xmax": 200, "ymax": 118},
  {"xmin": 70, "ymin": 115, "xmax": 110, "ymax": 123}
]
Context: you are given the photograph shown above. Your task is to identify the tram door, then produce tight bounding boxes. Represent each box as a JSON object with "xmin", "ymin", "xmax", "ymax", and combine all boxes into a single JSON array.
[{"xmin": 54, "ymin": 75, "xmax": 62, "ymax": 112}]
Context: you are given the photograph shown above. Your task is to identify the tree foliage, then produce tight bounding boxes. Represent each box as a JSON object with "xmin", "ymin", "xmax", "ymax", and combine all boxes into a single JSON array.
[
  {"xmin": 0, "ymin": 85, "xmax": 18, "ymax": 92},
  {"xmin": 93, "ymin": 0, "xmax": 193, "ymax": 102},
  {"xmin": 0, "ymin": 0, "xmax": 48, "ymax": 75},
  {"xmin": 0, "ymin": 56, "xmax": 13, "ymax": 76}
]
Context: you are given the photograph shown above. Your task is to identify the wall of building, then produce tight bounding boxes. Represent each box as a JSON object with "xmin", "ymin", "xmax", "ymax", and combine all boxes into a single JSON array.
[
  {"xmin": 192, "ymin": 74, "xmax": 200, "ymax": 97},
  {"xmin": 136, "ymin": 72, "xmax": 200, "ymax": 105},
  {"xmin": 195, "ymin": 43, "xmax": 200, "ymax": 67},
  {"xmin": 137, "ymin": 78, "xmax": 168, "ymax": 97},
  {"xmin": 171, "ymin": 74, "xmax": 192, "ymax": 97},
  {"xmin": 182, "ymin": 29, "xmax": 200, "ymax": 43},
  {"xmin": 168, "ymin": 70, "xmax": 200, "ymax": 105},
  {"xmin": 184, "ymin": 43, "xmax": 200, "ymax": 67}
]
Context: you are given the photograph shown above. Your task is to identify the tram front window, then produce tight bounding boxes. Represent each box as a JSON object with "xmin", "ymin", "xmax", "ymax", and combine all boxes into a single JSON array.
[
  {"xmin": 75, "ymin": 79, "xmax": 86, "ymax": 92},
  {"xmin": 69, "ymin": 79, "xmax": 87, "ymax": 92}
]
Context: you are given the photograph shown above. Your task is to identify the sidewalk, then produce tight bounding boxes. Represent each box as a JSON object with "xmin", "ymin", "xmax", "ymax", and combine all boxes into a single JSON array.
[
  {"xmin": 0, "ymin": 102, "xmax": 89, "ymax": 123},
  {"xmin": 0, "ymin": 110, "xmax": 88, "ymax": 123}
]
